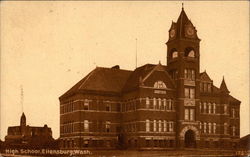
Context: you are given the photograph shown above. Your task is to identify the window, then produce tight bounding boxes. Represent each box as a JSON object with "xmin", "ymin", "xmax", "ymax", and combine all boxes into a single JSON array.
[
  {"xmin": 184, "ymin": 69, "xmax": 196, "ymax": 80},
  {"xmin": 204, "ymin": 83, "xmax": 207, "ymax": 92},
  {"xmin": 190, "ymin": 109, "xmax": 195, "ymax": 121},
  {"xmin": 159, "ymin": 120, "xmax": 162, "ymax": 132},
  {"xmin": 84, "ymin": 100, "xmax": 89, "ymax": 110},
  {"xmin": 204, "ymin": 122, "xmax": 207, "ymax": 133},
  {"xmin": 169, "ymin": 99, "xmax": 173, "ymax": 110},
  {"xmin": 232, "ymin": 126, "xmax": 236, "ymax": 136},
  {"xmin": 153, "ymin": 120, "xmax": 157, "ymax": 132},
  {"xmin": 224, "ymin": 123, "xmax": 228, "ymax": 134},
  {"xmin": 146, "ymin": 120, "xmax": 150, "ymax": 132},
  {"xmin": 184, "ymin": 108, "xmax": 195, "ymax": 121},
  {"xmin": 224, "ymin": 105, "xmax": 228, "ymax": 114},
  {"xmin": 208, "ymin": 83, "xmax": 211, "ymax": 92},
  {"xmin": 185, "ymin": 88, "xmax": 195, "ymax": 99},
  {"xmin": 200, "ymin": 83, "xmax": 203, "ymax": 92},
  {"xmin": 203, "ymin": 103, "xmax": 207, "ymax": 113},
  {"xmin": 199, "ymin": 122, "xmax": 202, "ymax": 129},
  {"xmin": 163, "ymin": 120, "xmax": 167, "ymax": 132},
  {"xmin": 105, "ymin": 121, "xmax": 111, "ymax": 132},
  {"xmin": 199, "ymin": 102, "xmax": 202, "ymax": 112},
  {"xmin": 154, "ymin": 81, "xmax": 167, "ymax": 89},
  {"xmin": 84, "ymin": 120, "xmax": 89, "ymax": 132},
  {"xmin": 106, "ymin": 104, "xmax": 111, "ymax": 111},
  {"xmin": 153, "ymin": 98, "xmax": 157, "ymax": 109},
  {"xmin": 232, "ymin": 109, "xmax": 235, "ymax": 118},
  {"xmin": 146, "ymin": 97, "xmax": 150, "ymax": 109},
  {"xmin": 208, "ymin": 123, "xmax": 211, "ymax": 134},
  {"xmin": 172, "ymin": 51, "xmax": 178, "ymax": 58},
  {"xmin": 188, "ymin": 50, "xmax": 195, "ymax": 57},
  {"xmin": 213, "ymin": 103, "xmax": 216, "ymax": 114},
  {"xmin": 163, "ymin": 99, "xmax": 167, "ymax": 110},
  {"xmin": 208, "ymin": 103, "xmax": 211, "ymax": 114},
  {"xmin": 169, "ymin": 122, "xmax": 174, "ymax": 132},
  {"xmin": 184, "ymin": 109, "xmax": 189, "ymax": 120},
  {"xmin": 213, "ymin": 123, "xmax": 216, "ymax": 134},
  {"xmin": 158, "ymin": 98, "xmax": 162, "ymax": 110}
]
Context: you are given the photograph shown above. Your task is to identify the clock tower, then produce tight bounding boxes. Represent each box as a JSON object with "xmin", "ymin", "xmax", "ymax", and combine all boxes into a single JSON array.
[{"xmin": 166, "ymin": 6, "xmax": 201, "ymax": 148}]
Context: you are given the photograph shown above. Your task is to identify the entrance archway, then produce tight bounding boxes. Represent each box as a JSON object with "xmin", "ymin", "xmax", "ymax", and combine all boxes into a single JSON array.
[{"xmin": 184, "ymin": 130, "xmax": 196, "ymax": 148}]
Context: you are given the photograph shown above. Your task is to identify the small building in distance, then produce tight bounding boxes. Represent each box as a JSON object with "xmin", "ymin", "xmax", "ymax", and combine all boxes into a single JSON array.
[{"xmin": 5, "ymin": 112, "xmax": 55, "ymax": 148}]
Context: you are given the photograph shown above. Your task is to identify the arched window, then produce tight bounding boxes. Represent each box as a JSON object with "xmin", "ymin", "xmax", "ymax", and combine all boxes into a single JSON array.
[
  {"xmin": 208, "ymin": 103, "xmax": 211, "ymax": 114},
  {"xmin": 172, "ymin": 51, "xmax": 178, "ymax": 58},
  {"xmin": 163, "ymin": 120, "xmax": 167, "ymax": 132},
  {"xmin": 163, "ymin": 99, "xmax": 167, "ymax": 110},
  {"xmin": 154, "ymin": 81, "xmax": 167, "ymax": 89},
  {"xmin": 213, "ymin": 103, "xmax": 216, "ymax": 114},
  {"xmin": 184, "ymin": 47, "xmax": 196, "ymax": 57}
]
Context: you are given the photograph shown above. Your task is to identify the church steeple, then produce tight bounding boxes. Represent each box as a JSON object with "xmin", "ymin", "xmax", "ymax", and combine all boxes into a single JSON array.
[{"xmin": 220, "ymin": 76, "xmax": 230, "ymax": 94}]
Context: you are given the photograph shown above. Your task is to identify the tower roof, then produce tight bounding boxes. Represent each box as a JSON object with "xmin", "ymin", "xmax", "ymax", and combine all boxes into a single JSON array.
[
  {"xmin": 220, "ymin": 76, "xmax": 230, "ymax": 93},
  {"xmin": 168, "ymin": 5, "xmax": 200, "ymax": 42},
  {"xmin": 21, "ymin": 112, "xmax": 26, "ymax": 119}
]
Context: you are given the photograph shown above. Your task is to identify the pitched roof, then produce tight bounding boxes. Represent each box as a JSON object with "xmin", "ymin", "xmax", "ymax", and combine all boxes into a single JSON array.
[
  {"xmin": 60, "ymin": 67, "xmax": 132, "ymax": 98},
  {"xmin": 122, "ymin": 64, "xmax": 155, "ymax": 92},
  {"xmin": 200, "ymin": 71, "xmax": 213, "ymax": 82}
]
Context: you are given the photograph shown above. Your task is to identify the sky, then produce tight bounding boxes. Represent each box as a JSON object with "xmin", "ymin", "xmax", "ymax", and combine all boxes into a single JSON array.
[{"xmin": 0, "ymin": 1, "xmax": 249, "ymax": 140}]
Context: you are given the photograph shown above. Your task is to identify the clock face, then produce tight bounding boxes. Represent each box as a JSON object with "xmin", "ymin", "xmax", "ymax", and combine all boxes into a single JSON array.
[
  {"xmin": 170, "ymin": 29, "xmax": 176, "ymax": 38},
  {"xmin": 186, "ymin": 27, "xmax": 195, "ymax": 36}
]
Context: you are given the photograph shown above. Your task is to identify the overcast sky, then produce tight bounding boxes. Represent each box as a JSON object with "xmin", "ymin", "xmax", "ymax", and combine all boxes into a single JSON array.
[{"xmin": 1, "ymin": 1, "xmax": 249, "ymax": 140}]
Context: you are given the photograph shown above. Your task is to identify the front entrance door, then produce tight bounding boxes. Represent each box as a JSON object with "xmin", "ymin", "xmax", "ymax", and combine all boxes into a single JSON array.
[{"xmin": 184, "ymin": 130, "xmax": 196, "ymax": 148}]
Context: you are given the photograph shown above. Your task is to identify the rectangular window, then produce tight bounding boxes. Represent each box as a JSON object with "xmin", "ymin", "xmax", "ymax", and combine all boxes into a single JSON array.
[
  {"xmin": 213, "ymin": 103, "xmax": 216, "ymax": 114},
  {"xmin": 232, "ymin": 109, "xmax": 235, "ymax": 118},
  {"xmin": 208, "ymin": 104, "xmax": 211, "ymax": 114},
  {"xmin": 213, "ymin": 123, "xmax": 216, "ymax": 134},
  {"xmin": 184, "ymin": 69, "xmax": 188, "ymax": 79},
  {"xmin": 158, "ymin": 120, "xmax": 162, "ymax": 132},
  {"xmin": 84, "ymin": 120, "xmax": 89, "ymax": 132},
  {"xmin": 190, "ymin": 88, "xmax": 195, "ymax": 99},
  {"xmin": 158, "ymin": 98, "xmax": 162, "ymax": 110},
  {"xmin": 191, "ymin": 70, "xmax": 195, "ymax": 80},
  {"xmin": 185, "ymin": 88, "xmax": 189, "ymax": 98},
  {"xmin": 163, "ymin": 120, "xmax": 167, "ymax": 132},
  {"xmin": 163, "ymin": 99, "xmax": 166, "ymax": 110},
  {"xmin": 84, "ymin": 100, "xmax": 89, "ymax": 110},
  {"xmin": 169, "ymin": 122, "xmax": 173, "ymax": 132},
  {"xmin": 200, "ymin": 83, "xmax": 203, "ymax": 92},
  {"xmin": 153, "ymin": 98, "xmax": 156, "ymax": 109},
  {"xmin": 190, "ymin": 109, "xmax": 195, "ymax": 121},
  {"xmin": 224, "ymin": 123, "xmax": 227, "ymax": 134},
  {"xmin": 146, "ymin": 120, "xmax": 150, "ymax": 132},
  {"xmin": 224, "ymin": 105, "xmax": 228, "ymax": 114},
  {"xmin": 105, "ymin": 121, "xmax": 111, "ymax": 132},
  {"xmin": 204, "ymin": 123, "xmax": 207, "ymax": 133},
  {"xmin": 208, "ymin": 83, "xmax": 211, "ymax": 92},
  {"xmin": 184, "ymin": 109, "xmax": 189, "ymax": 120},
  {"xmin": 208, "ymin": 123, "xmax": 211, "ymax": 134},
  {"xmin": 106, "ymin": 104, "xmax": 111, "ymax": 112},
  {"xmin": 204, "ymin": 83, "xmax": 207, "ymax": 92},
  {"xmin": 146, "ymin": 97, "xmax": 150, "ymax": 109},
  {"xmin": 153, "ymin": 120, "xmax": 157, "ymax": 132},
  {"xmin": 232, "ymin": 126, "xmax": 236, "ymax": 136}
]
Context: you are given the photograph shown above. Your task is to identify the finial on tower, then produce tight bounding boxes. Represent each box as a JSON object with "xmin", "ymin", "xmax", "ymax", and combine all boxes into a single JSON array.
[{"xmin": 182, "ymin": 3, "xmax": 184, "ymax": 10}]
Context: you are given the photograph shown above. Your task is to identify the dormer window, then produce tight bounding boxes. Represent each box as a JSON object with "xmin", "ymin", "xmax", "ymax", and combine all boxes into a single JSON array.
[{"xmin": 154, "ymin": 81, "xmax": 167, "ymax": 89}]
